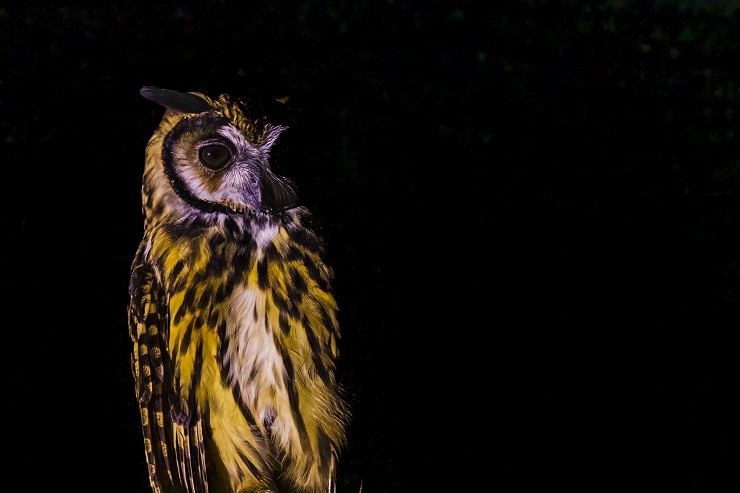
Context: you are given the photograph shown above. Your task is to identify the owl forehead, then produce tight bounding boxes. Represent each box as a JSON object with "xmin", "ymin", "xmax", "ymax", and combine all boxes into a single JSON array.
[
  {"xmin": 175, "ymin": 113, "xmax": 255, "ymax": 147},
  {"xmin": 212, "ymin": 98, "xmax": 267, "ymax": 142},
  {"xmin": 216, "ymin": 125, "xmax": 253, "ymax": 151}
]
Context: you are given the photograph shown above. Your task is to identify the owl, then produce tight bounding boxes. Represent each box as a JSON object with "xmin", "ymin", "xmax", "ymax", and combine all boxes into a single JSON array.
[{"xmin": 128, "ymin": 86, "xmax": 350, "ymax": 493}]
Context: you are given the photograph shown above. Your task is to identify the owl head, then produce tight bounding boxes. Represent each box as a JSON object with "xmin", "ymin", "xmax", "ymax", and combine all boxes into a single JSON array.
[{"xmin": 139, "ymin": 86, "xmax": 297, "ymax": 225}]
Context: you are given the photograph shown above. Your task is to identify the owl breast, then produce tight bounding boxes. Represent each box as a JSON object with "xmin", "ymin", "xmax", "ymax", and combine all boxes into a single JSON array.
[{"xmin": 221, "ymin": 285, "xmax": 291, "ymax": 416}]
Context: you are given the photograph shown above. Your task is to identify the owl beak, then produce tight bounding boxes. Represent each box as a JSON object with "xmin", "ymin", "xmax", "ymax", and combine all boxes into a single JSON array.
[{"xmin": 241, "ymin": 180, "xmax": 263, "ymax": 214}]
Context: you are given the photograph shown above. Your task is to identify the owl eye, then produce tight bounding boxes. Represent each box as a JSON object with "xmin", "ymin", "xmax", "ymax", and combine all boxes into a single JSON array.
[{"xmin": 199, "ymin": 144, "xmax": 231, "ymax": 170}]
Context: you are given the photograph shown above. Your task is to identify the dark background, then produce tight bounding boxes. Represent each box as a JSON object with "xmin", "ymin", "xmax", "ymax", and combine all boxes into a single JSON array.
[{"xmin": 3, "ymin": 0, "xmax": 740, "ymax": 491}]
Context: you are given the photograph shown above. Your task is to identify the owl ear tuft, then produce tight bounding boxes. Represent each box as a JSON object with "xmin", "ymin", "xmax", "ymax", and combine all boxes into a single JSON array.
[{"xmin": 140, "ymin": 86, "xmax": 213, "ymax": 114}]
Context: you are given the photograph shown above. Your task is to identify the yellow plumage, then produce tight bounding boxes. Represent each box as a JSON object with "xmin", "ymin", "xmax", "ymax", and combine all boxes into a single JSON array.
[{"xmin": 128, "ymin": 87, "xmax": 350, "ymax": 493}]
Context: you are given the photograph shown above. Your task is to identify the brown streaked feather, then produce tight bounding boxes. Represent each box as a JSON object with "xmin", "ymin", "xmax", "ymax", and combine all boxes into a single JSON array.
[{"xmin": 129, "ymin": 245, "xmax": 209, "ymax": 493}]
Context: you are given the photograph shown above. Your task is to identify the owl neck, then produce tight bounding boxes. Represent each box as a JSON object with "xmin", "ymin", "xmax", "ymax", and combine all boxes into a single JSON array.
[{"xmin": 193, "ymin": 197, "xmax": 300, "ymax": 217}]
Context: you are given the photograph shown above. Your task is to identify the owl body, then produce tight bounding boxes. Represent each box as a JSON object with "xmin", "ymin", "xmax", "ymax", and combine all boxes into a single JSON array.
[{"xmin": 128, "ymin": 87, "xmax": 349, "ymax": 493}]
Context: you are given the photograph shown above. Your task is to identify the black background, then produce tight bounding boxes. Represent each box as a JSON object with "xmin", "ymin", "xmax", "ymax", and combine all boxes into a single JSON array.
[{"xmin": 3, "ymin": 1, "xmax": 740, "ymax": 491}]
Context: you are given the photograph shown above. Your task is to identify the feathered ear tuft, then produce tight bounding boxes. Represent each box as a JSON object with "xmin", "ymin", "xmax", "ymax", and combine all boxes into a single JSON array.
[{"xmin": 140, "ymin": 86, "xmax": 213, "ymax": 114}]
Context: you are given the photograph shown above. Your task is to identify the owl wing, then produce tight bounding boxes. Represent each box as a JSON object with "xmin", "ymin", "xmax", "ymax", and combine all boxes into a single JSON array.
[{"xmin": 128, "ymin": 241, "xmax": 209, "ymax": 493}]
